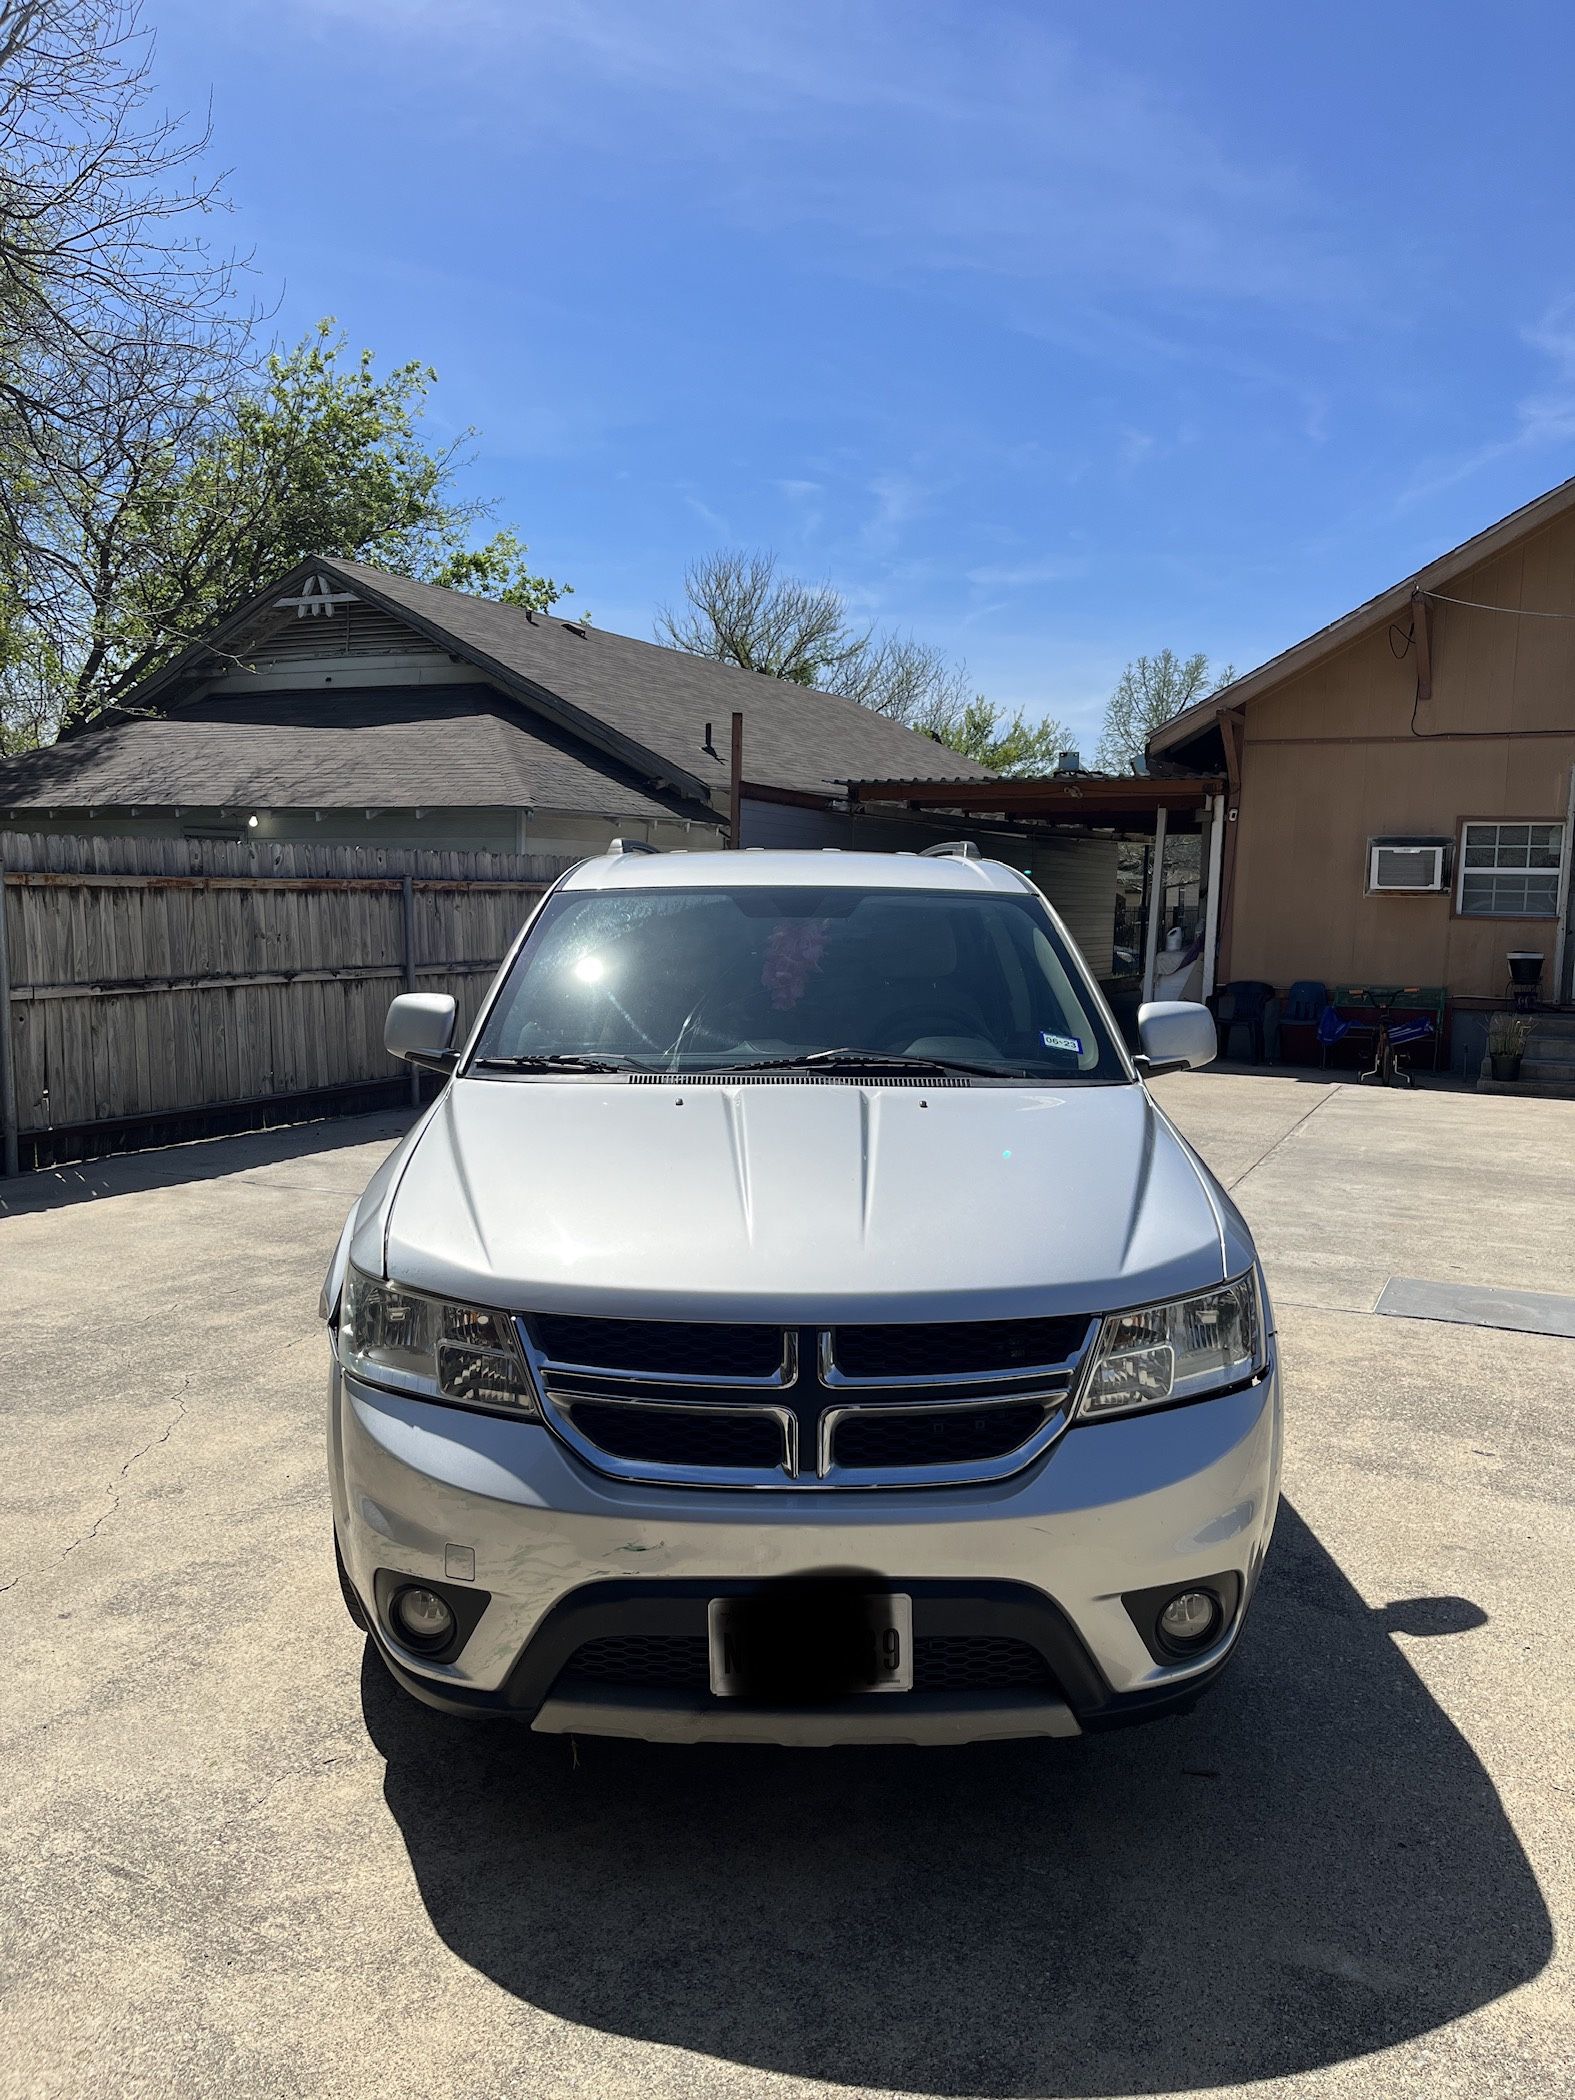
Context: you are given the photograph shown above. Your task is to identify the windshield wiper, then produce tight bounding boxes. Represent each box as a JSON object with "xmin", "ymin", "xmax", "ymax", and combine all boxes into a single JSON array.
[
  {"xmin": 471, "ymin": 1052, "xmax": 631, "ymax": 1074},
  {"xmin": 712, "ymin": 1047, "xmax": 1020, "ymax": 1079}
]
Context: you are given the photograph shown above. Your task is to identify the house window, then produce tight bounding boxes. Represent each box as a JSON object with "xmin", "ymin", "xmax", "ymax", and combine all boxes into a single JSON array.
[{"xmin": 1456, "ymin": 821, "xmax": 1564, "ymax": 917}]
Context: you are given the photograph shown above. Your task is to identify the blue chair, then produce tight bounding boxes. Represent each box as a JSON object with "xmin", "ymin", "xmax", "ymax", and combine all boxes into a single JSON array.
[
  {"xmin": 1213, "ymin": 981, "xmax": 1281, "ymax": 1064},
  {"xmin": 1283, "ymin": 980, "xmax": 1329, "ymax": 1027}
]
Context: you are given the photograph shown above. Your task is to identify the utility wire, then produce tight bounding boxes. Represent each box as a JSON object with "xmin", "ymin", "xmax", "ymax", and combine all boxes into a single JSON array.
[{"xmin": 1420, "ymin": 588, "xmax": 1575, "ymax": 619}]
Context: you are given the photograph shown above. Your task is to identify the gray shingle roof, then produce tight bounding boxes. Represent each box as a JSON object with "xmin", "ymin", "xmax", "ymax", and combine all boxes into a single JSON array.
[
  {"xmin": 0, "ymin": 686, "xmax": 695, "ymax": 821},
  {"xmin": 320, "ymin": 558, "xmax": 995, "ymax": 799},
  {"xmin": 3, "ymin": 556, "xmax": 996, "ymax": 820}
]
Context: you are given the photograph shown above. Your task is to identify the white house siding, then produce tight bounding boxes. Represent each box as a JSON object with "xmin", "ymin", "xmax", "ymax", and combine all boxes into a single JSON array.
[{"xmin": 740, "ymin": 796, "xmax": 1118, "ymax": 979}]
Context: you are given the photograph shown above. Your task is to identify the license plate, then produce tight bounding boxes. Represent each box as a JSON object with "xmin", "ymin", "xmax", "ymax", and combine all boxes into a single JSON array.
[{"xmin": 708, "ymin": 1589, "xmax": 913, "ymax": 1699}]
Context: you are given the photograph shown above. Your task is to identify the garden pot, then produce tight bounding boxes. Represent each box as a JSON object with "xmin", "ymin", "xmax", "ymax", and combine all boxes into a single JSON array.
[{"xmin": 1489, "ymin": 1052, "xmax": 1522, "ymax": 1082}]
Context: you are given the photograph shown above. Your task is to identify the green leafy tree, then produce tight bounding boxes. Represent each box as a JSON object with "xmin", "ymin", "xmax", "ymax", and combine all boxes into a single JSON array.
[
  {"xmin": 1095, "ymin": 649, "xmax": 1234, "ymax": 773},
  {"xmin": 930, "ymin": 694, "xmax": 1074, "ymax": 778}
]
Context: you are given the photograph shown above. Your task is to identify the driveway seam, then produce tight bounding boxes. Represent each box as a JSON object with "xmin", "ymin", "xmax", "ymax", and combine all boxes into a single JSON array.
[{"xmin": 1226, "ymin": 1084, "xmax": 1341, "ymax": 1194}]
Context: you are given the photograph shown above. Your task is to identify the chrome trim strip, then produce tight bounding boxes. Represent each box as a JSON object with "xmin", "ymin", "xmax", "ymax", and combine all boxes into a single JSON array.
[
  {"xmin": 817, "ymin": 1320, "xmax": 1097, "ymax": 1390},
  {"xmin": 528, "ymin": 1324, "xmax": 798, "ymax": 1390}
]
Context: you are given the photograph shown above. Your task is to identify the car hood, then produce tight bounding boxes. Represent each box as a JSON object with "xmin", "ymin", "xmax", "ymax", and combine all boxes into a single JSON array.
[{"xmin": 363, "ymin": 1076, "xmax": 1239, "ymax": 1323}]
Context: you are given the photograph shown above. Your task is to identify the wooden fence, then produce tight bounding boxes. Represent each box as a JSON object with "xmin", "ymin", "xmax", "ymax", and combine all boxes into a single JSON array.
[{"xmin": 0, "ymin": 832, "xmax": 571, "ymax": 1171}]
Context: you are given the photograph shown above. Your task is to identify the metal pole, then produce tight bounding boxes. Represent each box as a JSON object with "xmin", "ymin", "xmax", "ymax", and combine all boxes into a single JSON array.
[
  {"xmin": 0, "ymin": 858, "xmax": 18, "ymax": 1175},
  {"xmin": 1553, "ymin": 764, "xmax": 1575, "ymax": 1004},
  {"xmin": 1141, "ymin": 806, "xmax": 1168, "ymax": 1005},
  {"xmin": 1201, "ymin": 792, "xmax": 1226, "ymax": 1000},
  {"xmin": 400, "ymin": 873, "xmax": 420, "ymax": 1108},
  {"xmin": 728, "ymin": 712, "xmax": 744, "ymax": 849}
]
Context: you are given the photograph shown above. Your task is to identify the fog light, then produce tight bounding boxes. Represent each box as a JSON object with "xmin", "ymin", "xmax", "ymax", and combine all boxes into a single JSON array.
[
  {"xmin": 391, "ymin": 1585, "xmax": 455, "ymax": 1650},
  {"xmin": 1158, "ymin": 1589, "xmax": 1221, "ymax": 1649}
]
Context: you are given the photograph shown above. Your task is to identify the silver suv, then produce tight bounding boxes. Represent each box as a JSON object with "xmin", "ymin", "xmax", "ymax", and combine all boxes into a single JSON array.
[{"xmin": 324, "ymin": 848, "xmax": 1281, "ymax": 1744}]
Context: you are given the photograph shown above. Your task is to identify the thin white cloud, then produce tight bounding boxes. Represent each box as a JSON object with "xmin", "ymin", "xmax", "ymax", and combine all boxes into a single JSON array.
[
  {"xmin": 1397, "ymin": 295, "xmax": 1575, "ymax": 507},
  {"xmin": 1116, "ymin": 427, "xmax": 1157, "ymax": 474},
  {"xmin": 679, "ymin": 488, "xmax": 731, "ymax": 537},
  {"xmin": 860, "ymin": 473, "xmax": 930, "ymax": 555},
  {"xmin": 285, "ymin": 0, "xmax": 1354, "ymax": 317},
  {"xmin": 965, "ymin": 556, "xmax": 1087, "ymax": 588}
]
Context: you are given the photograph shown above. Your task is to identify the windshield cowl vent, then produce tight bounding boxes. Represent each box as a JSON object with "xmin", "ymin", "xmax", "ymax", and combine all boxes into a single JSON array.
[{"xmin": 623, "ymin": 1071, "xmax": 970, "ymax": 1087}]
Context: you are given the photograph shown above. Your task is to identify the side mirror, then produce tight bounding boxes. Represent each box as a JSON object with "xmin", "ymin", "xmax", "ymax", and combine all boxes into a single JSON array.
[
  {"xmin": 1136, "ymin": 999, "xmax": 1217, "ymax": 1076},
  {"xmin": 385, "ymin": 992, "xmax": 458, "ymax": 1072}
]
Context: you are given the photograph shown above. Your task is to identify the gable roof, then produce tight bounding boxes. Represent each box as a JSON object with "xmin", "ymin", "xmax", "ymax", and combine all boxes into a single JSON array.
[
  {"xmin": 0, "ymin": 685, "xmax": 698, "ymax": 821},
  {"xmin": 1149, "ymin": 471, "xmax": 1575, "ymax": 762},
  {"xmin": 98, "ymin": 554, "xmax": 994, "ymax": 804}
]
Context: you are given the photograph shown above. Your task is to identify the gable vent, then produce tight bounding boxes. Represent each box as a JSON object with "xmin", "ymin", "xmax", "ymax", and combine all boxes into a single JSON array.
[{"xmin": 248, "ymin": 599, "xmax": 441, "ymax": 667}]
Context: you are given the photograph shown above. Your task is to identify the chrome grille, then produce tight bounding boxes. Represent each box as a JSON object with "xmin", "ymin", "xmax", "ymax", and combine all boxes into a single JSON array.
[{"xmin": 519, "ymin": 1311, "xmax": 1095, "ymax": 1491}]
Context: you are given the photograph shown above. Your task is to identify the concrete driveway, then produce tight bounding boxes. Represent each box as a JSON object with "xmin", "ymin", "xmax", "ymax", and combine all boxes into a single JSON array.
[{"xmin": 1, "ymin": 1072, "xmax": 1571, "ymax": 2100}]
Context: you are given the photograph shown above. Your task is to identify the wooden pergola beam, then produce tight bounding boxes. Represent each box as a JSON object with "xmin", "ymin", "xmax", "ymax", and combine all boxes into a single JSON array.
[{"xmin": 843, "ymin": 775, "xmax": 1223, "ymax": 819}]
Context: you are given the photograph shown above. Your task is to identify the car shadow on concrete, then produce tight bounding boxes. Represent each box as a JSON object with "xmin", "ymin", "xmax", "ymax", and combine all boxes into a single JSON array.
[{"xmin": 360, "ymin": 1502, "xmax": 1551, "ymax": 2096}]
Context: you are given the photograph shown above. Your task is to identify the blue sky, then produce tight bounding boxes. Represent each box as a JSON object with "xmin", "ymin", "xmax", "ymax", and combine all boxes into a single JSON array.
[{"xmin": 154, "ymin": 0, "xmax": 1575, "ymax": 748}]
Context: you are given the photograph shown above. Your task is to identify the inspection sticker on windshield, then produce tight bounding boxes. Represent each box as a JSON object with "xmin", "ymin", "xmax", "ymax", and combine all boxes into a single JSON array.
[{"xmin": 1041, "ymin": 1031, "xmax": 1083, "ymax": 1054}]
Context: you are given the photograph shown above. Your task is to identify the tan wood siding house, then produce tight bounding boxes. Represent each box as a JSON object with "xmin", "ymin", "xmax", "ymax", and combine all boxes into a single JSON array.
[{"xmin": 1151, "ymin": 477, "xmax": 1575, "ymax": 1025}]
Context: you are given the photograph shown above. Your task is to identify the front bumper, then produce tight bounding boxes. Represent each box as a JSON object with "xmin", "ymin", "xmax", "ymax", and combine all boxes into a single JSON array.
[{"xmin": 329, "ymin": 1346, "xmax": 1281, "ymax": 1744}]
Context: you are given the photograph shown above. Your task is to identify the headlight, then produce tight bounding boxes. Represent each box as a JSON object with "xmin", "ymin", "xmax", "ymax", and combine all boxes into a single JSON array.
[
  {"xmin": 1078, "ymin": 1271, "xmax": 1262, "ymax": 1420},
  {"xmin": 338, "ymin": 1264, "xmax": 540, "ymax": 1418}
]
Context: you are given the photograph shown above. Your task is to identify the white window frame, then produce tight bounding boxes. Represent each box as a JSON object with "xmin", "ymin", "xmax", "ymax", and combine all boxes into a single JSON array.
[{"xmin": 1455, "ymin": 818, "xmax": 1565, "ymax": 921}]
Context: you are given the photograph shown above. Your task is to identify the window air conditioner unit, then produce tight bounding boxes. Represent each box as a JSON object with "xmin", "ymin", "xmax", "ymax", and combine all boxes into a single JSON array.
[{"xmin": 1367, "ymin": 840, "xmax": 1448, "ymax": 893}]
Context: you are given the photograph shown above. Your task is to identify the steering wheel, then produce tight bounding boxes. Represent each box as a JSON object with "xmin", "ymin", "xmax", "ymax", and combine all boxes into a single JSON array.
[{"xmin": 876, "ymin": 999, "xmax": 988, "ymax": 1053}]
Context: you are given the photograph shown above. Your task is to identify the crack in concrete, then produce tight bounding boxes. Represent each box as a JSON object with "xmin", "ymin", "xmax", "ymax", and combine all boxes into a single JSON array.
[{"xmin": 58, "ymin": 1389, "xmax": 190, "ymax": 1564}]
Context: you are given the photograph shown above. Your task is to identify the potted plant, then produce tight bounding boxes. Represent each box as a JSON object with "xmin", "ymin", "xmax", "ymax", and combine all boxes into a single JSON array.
[{"xmin": 1487, "ymin": 1012, "xmax": 1529, "ymax": 1082}]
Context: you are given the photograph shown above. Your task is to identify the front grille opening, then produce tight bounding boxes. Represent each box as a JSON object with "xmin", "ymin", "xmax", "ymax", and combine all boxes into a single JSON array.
[
  {"xmin": 560, "ymin": 1635, "xmax": 711, "ymax": 1690},
  {"xmin": 914, "ymin": 1637, "xmax": 1052, "ymax": 1692},
  {"xmin": 554, "ymin": 1633, "xmax": 1053, "ymax": 1697},
  {"xmin": 832, "ymin": 1402, "xmax": 1047, "ymax": 1470},
  {"xmin": 535, "ymin": 1314, "xmax": 784, "ymax": 1381},
  {"xmin": 831, "ymin": 1316, "xmax": 1087, "ymax": 1381},
  {"xmin": 566, "ymin": 1401, "xmax": 786, "ymax": 1471}
]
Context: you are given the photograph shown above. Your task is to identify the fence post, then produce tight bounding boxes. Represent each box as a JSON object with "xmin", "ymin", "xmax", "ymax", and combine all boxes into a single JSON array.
[
  {"xmin": 0, "ymin": 858, "xmax": 18, "ymax": 1175},
  {"xmin": 400, "ymin": 874, "xmax": 421, "ymax": 1108}
]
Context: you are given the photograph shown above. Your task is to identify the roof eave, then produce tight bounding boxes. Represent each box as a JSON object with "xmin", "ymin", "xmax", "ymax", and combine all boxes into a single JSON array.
[
  {"xmin": 1148, "ymin": 469, "xmax": 1575, "ymax": 756},
  {"xmin": 92, "ymin": 555, "xmax": 716, "ymax": 811},
  {"xmin": 313, "ymin": 559, "xmax": 716, "ymax": 804}
]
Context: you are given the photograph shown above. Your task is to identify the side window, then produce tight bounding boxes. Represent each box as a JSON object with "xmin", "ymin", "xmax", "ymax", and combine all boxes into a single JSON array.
[{"xmin": 1457, "ymin": 822, "xmax": 1563, "ymax": 917}]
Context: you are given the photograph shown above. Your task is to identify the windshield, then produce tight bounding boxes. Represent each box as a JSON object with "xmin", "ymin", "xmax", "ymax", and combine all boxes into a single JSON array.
[{"xmin": 468, "ymin": 884, "xmax": 1129, "ymax": 1082}]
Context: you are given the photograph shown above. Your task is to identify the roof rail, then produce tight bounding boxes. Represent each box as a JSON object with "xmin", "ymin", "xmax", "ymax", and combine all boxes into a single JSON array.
[
  {"xmin": 918, "ymin": 840, "xmax": 981, "ymax": 860},
  {"xmin": 608, "ymin": 837, "xmax": 659, "ymax": 856}
]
